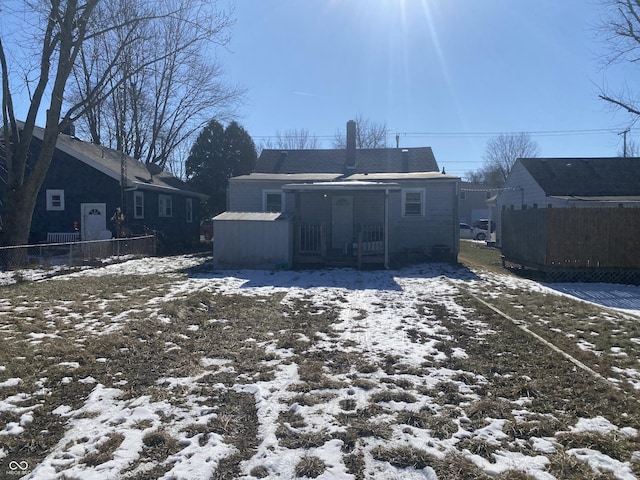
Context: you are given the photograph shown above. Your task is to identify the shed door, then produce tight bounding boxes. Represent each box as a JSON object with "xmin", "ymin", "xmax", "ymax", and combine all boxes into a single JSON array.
[
  {"xmin": 81, "ymin": 203, "xmax": 107, "ymax": 241},
  {"xmin": 331, "ymin": 196, "xmax": 353, "ymax": 250}
]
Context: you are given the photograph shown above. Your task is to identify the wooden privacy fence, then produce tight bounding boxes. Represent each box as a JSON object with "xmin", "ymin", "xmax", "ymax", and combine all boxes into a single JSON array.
[{"xmin": 501, "ymin": 208, "xmax": 640, "ymax": 283}]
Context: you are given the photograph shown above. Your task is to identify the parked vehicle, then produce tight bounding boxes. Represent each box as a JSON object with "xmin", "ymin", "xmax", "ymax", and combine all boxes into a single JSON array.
[
  {"xmin": 460, "ymin": 223, "xmax": 487, "ymax": 241},
  {"xmin": 200, "ymin": 219, "xmax": 214, "ymax": 241},
  {"xmin": 473, "ymin": 218, "xmax": 495, "ymax": 233}
]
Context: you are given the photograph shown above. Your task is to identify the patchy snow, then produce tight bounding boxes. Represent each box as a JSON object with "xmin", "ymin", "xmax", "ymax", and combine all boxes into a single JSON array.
[{"xmin": 0, "ymin": 254, "xmax": 638, "ymax": 479}]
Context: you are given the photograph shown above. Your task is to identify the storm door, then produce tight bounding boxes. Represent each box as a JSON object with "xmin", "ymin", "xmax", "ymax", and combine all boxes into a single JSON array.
[{"xmin": 331, "ymin": 195, "xmax": 353, "ymax": 251}]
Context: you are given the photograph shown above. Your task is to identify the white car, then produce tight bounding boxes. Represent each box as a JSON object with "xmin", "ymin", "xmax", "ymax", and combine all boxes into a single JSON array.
[{"xmin": 460, "ymin": 223, "xmax": 488, "ymax": 241}]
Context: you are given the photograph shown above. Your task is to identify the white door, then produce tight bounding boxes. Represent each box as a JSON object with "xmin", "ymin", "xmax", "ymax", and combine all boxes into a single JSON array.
[
  {"xmin": 81, "ymin": 203, "xmax": 107, "ymax": 241},
  {"xmin": 331, "ymin": 196, "xmax": 353, "ymax": 250}
]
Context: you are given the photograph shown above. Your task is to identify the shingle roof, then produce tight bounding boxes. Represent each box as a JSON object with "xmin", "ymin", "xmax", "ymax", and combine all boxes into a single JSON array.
[
  {"xmin": 519, "ymin": 157, "xmax": 640, "ymax": 197},
  {"xmin": 255, "ymin": 147, "xmax": 438, "ymax": 174},
  {"xmin": 30, "ymin": 124, "xmax": 206, "ymax": 198}
]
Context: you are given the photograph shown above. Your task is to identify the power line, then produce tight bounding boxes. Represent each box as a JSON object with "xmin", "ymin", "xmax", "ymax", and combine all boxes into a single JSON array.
[
  {"xmin": 394, "ymin": 128, "xmax": 620, "ymax": 138},
  {"xmin": 251, "ymin": 127, "xmax": 624, "ymax": 140}
]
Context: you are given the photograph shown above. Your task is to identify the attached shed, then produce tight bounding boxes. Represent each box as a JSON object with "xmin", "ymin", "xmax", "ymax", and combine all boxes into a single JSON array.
[{"xmin": 213, "ymin": 212, "xmax": 293, "ymax": 269}]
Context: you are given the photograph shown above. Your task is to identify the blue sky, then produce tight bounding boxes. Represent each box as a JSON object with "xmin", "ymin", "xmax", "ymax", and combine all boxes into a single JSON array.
[{"xmin": 220, "ymin": 0, "xmax": 639, "ymax": 176}]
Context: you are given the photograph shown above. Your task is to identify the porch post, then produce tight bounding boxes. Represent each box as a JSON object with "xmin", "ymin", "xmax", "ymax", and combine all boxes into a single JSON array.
[{"xmin": 384, "ymin": 188, "xmax": 390, "ymax": 269}]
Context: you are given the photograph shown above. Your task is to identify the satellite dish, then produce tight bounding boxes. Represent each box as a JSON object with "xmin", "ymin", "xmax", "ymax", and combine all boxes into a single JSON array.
[{"xmin": 146, "ymin": 163, "xmax": 163, "ymax": 177}]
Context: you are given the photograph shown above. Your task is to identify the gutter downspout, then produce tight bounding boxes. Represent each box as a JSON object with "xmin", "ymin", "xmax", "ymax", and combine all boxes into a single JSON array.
[{"xmin": 384, "ymin": 188, "xmax": 390, "ymax": 269}]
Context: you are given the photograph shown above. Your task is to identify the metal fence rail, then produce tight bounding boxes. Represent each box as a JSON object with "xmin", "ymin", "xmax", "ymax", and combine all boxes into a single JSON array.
[{"xmin": 0, "ymin": 235, "xmax": 156, "ymax": 270}]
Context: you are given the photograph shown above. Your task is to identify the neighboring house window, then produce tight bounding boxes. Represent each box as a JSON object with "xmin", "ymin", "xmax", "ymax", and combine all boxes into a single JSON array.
[
  {"xmin": 159, "ymin": 194, "xmax": 173, "ymax": 217},
  {"xmin": 460, "ymin": 191, "xmax": 466, "ymax": 200},
  {"xmin": 263, "ymin": 190, "xmax": 283, "ymax": 212},
  {"xmin": 134, "ymin": 191, "xmax": 144, "ymax": 219},
  {"xmin": 186, "ymin": 198, "xmax": 193, "ymax": 223},
  {"xmin": 402, "ymin": 189, "xmax": 424, "ymax": 216},
  {"xmin": 46, "ymin": 189, "xmax": 65, "ymax": 211}
]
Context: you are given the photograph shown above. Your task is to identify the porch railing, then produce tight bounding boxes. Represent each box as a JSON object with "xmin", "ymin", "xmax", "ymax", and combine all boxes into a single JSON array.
[
  {"xmin": 356, "ymin": 224, "xmax": 384, "ymax": 255},
  {"xmin": 299, "ymin": 224, "xmax": 324, "ymax": 255}
]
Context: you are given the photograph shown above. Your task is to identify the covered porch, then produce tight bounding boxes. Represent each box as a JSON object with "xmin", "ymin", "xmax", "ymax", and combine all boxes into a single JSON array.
[{"xmin": 283, "ymin": 181, "xmax": 400, "ymax": 268}]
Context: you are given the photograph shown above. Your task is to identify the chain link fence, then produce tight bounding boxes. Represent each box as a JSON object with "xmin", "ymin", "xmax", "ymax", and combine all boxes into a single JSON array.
[{"xmin": 0, "ymin": 235, "xmax": 156, "ymax": 270}]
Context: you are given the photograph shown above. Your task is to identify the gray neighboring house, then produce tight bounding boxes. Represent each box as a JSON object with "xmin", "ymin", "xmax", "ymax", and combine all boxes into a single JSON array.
[
  {"xmin": 494, "ymin": 157, "xmax": 640, "ymax": 282},
  {"xmin": 495, "ymin": 157, "xmax": 640, "ymax": 245},
  {"xmin": 213, "ymin": 121, "xmax": 460, "ymax": 269},
  {"xmin": 459, "ymin": 182, "xmax": 499, "ymax": 226}
]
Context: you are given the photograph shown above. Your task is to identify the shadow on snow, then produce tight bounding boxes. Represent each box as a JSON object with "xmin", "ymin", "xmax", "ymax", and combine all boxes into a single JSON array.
[{"xmin": 186, "ymin": 261, "xmax": 481, "ymax": 292}]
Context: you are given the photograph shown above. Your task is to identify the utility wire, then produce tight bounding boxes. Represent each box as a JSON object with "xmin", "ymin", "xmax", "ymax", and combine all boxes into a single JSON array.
[{"xmin": 252, "ymin": 127, "xmax": 623, "ymax": 140}]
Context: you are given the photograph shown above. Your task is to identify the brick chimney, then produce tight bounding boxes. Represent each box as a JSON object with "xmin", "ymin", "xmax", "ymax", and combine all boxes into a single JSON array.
[{"xmin": 345, "ymin": 120, "xmax": 356, "ymax": 170}]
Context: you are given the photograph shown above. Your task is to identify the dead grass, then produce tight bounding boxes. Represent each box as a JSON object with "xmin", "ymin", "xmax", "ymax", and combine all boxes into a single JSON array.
[
  {"xmin": 1, "ymin": 251, "xmax": 640, "ymax": 478},
  {"xmin": 371, "ymin": 445, "xmax": 434, "ymax": 469},
  {"xmin": 294, "ymin": 455, "xmax": 326, "ymax": 478}
]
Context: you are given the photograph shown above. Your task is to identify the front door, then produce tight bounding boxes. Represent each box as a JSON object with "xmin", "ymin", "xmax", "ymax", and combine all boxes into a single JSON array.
[
  {"xmin": 331, "ymin": 195, "xmax": 353, "ymax": 251},
  {"xmin": 81, "ymin": 203, "xmax": 107, "ymax": 241}
]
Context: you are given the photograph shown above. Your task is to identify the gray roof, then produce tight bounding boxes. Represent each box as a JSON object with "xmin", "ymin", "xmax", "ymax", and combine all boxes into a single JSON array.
[
  {"xmin": 519, "ymin": 157, "xmax": 640, "ymax": 197},
  {"xmin": 256, "ymin": 147, "xmax": 438, "ymax": 174},
  {"xmin": 230, "ymin": 173, "xmax": 342, "ymax": 182},
  {"xmin": 30, "ymin": 124, "xmax": 206, "ymax": 198}
]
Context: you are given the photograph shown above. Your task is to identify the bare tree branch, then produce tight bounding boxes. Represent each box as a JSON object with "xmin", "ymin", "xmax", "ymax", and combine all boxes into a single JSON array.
[{"xmin": 333, "ymin": 115, "xmax": 387, "ymax": 148}]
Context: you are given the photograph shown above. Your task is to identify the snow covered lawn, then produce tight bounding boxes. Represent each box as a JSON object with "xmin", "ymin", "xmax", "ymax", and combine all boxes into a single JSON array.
[{"xmin": 0, "ymin": 251, "xmax": 639, "ymax": 479}]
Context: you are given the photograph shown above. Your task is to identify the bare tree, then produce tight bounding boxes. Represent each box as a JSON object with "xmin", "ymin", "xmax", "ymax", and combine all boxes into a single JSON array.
[
  {"xmin": 0, "ymin": 0, "xmax": 236, "ymax": 246},
  {"xmin": 479, "ymin": 132, "xmax": 539, "ymax": 186},
  {"xmin": 598, "ymin": 0, "xmax": 640, "ymax": 117},
  {"xmin": 69, "ymin": 0, "xmax": 242, "ymax": 169},
  {"xmin": 261, "ymin": 128, "xmax": 320, "ymax": 150},
  {"xmin": 333, "ymin": 115, "xmax": 388, "ymax": 148},
  {"xmin": 617, "ymin": 134, "xmax": 640, "ymax": 157}
]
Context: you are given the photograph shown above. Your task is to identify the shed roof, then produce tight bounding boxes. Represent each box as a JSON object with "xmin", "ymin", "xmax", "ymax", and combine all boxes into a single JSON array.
[
  {"xmin": 519, "ymin": 157, "xmax": 640, "ymax": 197},
  {"xmin": 213, "ymin": 212, "xmax": 292, "ymax": 221},
  {"xmin": 255, "ymin": 147, "xmax": 438, "ymax": 174}
]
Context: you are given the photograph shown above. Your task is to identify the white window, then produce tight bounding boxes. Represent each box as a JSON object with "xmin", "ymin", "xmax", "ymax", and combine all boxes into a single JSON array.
[
  {"xmin": 402, "ymin": 189, "xmax": 424, "ymax": 217},
  {"xmin": 134, "ymin": 191, "xmax": 144, "ymax": 219},
  {"xmin": 263, "ymin": 190, "xmax": 283, "ymax": 212},
  {"xmin": 46, "ymin": 189, "xmax": 65, "ymax": 211},
  {"xmin": 186, "ymin": 198, "xmax": 193, "ymax": 223},
  {"xmin": 159, "ymin": 194, "xmax": 173, "ymax": 217}
]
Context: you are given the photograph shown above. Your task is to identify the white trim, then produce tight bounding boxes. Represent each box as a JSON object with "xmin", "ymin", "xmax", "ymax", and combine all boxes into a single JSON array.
[
  {"xmin": 46, "ymin": 189, "xmax": 65, "ymax": 211},
  {"xmin": 133, "ymin": 191, "xmax": 144, "ymax": 219},
  {"xmin": 186, "ymin": 198, "xmax": 193, "ymax": 223},
  {"xmin": 159, "ymin": 194, "xmax": 173, "ymax": 217},
  {"xmin": 402, "ymin": 188, "xmax": 425, "ymax": 217},
  {"xmin": 262, "ymin": 189, "xmax": 284, "ymax": 212}
]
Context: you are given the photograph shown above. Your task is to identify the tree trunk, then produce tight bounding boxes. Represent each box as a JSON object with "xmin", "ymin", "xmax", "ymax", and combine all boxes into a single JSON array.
[{"xmin": 1, "ymin": 181, "xmax": 40, "ymax": 247}]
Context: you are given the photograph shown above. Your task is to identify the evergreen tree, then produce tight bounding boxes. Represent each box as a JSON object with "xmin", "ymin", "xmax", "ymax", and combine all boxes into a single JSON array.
[{"xmin": 186, "ymin": 120, "xmax": 257, "ymax": 216}]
